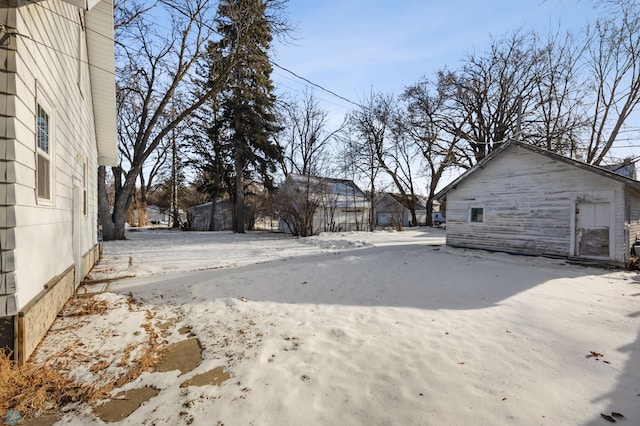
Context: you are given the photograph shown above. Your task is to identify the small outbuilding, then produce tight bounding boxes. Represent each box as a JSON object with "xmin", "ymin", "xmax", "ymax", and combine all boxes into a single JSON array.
[
  {"xmin": 435, "ymin": 141, "xmax": 640, "ymax": 267},
  {"xmin": 187, "ymin": 200, "xmax": 234, "ymax": 231},
  {"xmin": 375, "ymin": 193, "xmax": 428, "ymax": 228}
]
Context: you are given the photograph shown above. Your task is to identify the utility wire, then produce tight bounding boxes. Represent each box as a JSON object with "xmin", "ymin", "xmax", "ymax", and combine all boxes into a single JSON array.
[
  {"xmin": 12, "ymin": 31, "xmax": 116, "ymax": 76},
  {"xmin": 3, "ymin": 0, "xmax": 116, "ymax": 76},
  {"xmin": 21, "ymin": 0, "xmax": 362, "ymax": 111},
  {"xmin": 270, "ymin": 60, "xmax": 363, "ymax": 109},
  {"xmin": 23, "ymin": 0, "xmax": 116, "ymax": 44}
]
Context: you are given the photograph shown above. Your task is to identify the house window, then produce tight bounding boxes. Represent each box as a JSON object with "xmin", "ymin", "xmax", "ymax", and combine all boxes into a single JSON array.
[
  {"xmin": 470, "ymin": 207, "xmax": 484, "ymax": 223},
  {"xmin": 36, "ymin": 104, "xmax": 51, "ymax": 200}
]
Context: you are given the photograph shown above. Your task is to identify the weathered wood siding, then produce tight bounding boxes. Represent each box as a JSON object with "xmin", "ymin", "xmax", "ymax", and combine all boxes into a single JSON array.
[
  {"xmin": 445, "ymin": 146, "xmax": 626, "ymax": 262},
  {"xmin": 10, "ymin": 1, "xmax": 99, "ymax": 307}
]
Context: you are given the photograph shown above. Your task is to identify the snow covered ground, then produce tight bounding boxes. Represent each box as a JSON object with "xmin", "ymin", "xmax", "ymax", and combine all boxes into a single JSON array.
[{"xmin": 33, "ymin": 227, "xmax": 640, "ymax": 425}]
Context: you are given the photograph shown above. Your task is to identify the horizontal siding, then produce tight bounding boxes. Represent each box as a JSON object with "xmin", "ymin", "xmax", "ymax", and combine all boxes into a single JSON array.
[
  {"xmin": 12, "ymin": 0, "xmax": 99, "ymax": 309},
  {"xmin": 445, "ymin": 146, "xmax": 626, "ymax": 262}
]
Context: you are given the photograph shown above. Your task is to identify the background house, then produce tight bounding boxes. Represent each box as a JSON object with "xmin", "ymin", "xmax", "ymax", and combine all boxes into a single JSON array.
[
  {"xmin": 278, "ymin": 175, "xmax": 369, "ymax": 235},
  {"xmin": 188, "ymin": 199, "xmax": 234, "ymax": 231},
  {"xmin": 131, "ymin": 205, "xmax": 170, "ymax": 226},
  {"xmin": 0, "ymin": 0, "xmax": 117, "ymax": 363},
  {"xmin": 435, "ymin": 141, "xmax": 640, "ymax": 266},
  {"xmin": 147, "ymin": 205, "xmax": 169, "ymax": 225},
  {"xmin": 375, "ymin": 193, "xmax": 428, "ymax": 228},
  {"xmin": 601, "ymin": 159, "xmax": 637, "ymax": 179}
]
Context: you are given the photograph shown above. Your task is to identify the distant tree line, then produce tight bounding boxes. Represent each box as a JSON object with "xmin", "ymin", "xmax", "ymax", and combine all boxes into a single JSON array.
[{"xmin": 99, "ymin": 0, "xmax": 640, "ymax": 239}]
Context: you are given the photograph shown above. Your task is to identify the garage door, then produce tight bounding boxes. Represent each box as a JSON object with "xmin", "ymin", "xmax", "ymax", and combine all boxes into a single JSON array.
[{"xmin": 576, "ymin": 202, "xmax": 610, "ymax": 258}]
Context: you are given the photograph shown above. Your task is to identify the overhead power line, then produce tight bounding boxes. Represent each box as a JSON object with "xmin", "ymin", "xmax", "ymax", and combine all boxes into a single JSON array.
[
  {"xmin": 24, "ymin": 0, "xmax": 116, "ymax": 44},
  {"xmin": 270, "ymin": 60, "xmax": 363, "ymax": 110},
  {"xmin": 22, "ymin": 0, "xmax": 363, "ymax": 111}
]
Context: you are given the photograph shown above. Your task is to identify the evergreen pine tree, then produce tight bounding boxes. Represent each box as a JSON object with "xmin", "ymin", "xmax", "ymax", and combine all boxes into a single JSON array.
[{"xmin": 213, "ymin": 0, "xmax": 283, "ymax": 233}]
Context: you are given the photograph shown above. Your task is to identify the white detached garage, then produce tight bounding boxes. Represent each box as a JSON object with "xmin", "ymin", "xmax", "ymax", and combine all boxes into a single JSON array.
[{"xmin": 435, "ymin": 141, "xmax": 640, "ymax": 267}]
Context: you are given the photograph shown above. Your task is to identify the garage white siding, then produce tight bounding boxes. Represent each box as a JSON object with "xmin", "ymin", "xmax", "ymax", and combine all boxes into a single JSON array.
[{"xmin": 439, "ymin": 144, "xmax": 633, "ymax": 265}]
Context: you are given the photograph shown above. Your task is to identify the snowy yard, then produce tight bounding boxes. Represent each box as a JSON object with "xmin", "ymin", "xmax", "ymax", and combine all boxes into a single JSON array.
[{"xmin": 32, "ymin": 228, "xmax": 640, "ymax": 425}]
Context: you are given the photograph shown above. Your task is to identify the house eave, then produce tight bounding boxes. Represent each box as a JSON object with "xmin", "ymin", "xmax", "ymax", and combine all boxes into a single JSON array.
[
  {"xmin": 61, "ymin": 0, "xmax": 102, "ymax": 10},
  {"xmin": 85, "ymin": 0, "xmax": 118, "ymax": 166}
]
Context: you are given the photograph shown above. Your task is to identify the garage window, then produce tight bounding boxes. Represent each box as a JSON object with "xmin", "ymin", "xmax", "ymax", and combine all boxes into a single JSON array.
[{"xmin": 470, "ymin": 207, "xmax": 484, "ymax": 223}]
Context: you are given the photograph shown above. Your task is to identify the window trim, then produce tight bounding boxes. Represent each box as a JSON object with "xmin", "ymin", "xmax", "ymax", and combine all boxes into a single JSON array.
[
  {"xmin": 470, "ymin": 206, "xmax": 485, "ymax": 223},
  {"xmin": 35, "ymin": 87, "xmax": 55, "ymax": 205}
]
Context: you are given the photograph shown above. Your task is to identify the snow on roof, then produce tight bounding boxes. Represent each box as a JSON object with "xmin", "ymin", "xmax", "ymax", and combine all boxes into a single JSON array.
[{"xmin": 287, "ymin": 174, "xmax": 368, "ymax": 208}]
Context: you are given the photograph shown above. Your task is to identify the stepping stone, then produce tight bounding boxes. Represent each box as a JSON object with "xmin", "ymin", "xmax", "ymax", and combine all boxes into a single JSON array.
[
  {"xmin": 93, "ymin": 386, "xmax": 160, "ymax": 423},
  {"xmin": 180, "ymin": 367, "xmax": 231, "ymax": 388},
  {"xmin": 155, "ymin": 338, "xmax": 202, "ymax": 375}
]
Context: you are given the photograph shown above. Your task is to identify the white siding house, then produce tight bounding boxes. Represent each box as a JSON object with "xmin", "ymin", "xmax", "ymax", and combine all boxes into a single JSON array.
[
  {"xmin": 435, "ymin": 141, "xmax": 640, "ymax": 267},
  {"xmin": 0, "ymin": 0, "xmax": 117, "ymax": 363},
  {"xmin": 279, "ymin": 175, "xmax": 369, "ymax": 235}
]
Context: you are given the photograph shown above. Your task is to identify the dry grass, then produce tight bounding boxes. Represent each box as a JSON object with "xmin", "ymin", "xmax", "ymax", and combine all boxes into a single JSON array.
[
  {"xmin": 2, "ymin": 295, "xmax": 167, "ymax": 421},
  {"xmin": 0, "ymin": 350, "xmax": 93, "ymax": 419},
  {"xmin": 59, "ymin": 296, "xmax": 109, "ymax": 317},
  {"xmin": 88, "ymin": 309, "xmax": 164, "ymax": 401}
]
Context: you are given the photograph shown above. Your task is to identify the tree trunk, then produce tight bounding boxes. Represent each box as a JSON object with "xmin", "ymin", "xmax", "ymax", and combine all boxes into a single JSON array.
[
  {"xmin": 234, "ymin": 154, "xmax": 245, "ymax": 233},
  {"xmin": 426, "ymin": 175, "xmax": 441, "ymax": 227},
  {"xmin": 112, "ymin": 198, "xmax": 128, "ymax": 240},
  {"xmin": 98, "ymin": 166, "xmax": 116, "ymax": 241},
  {"xmin": 171, "ymin": 135, "xmax": 180, "ymax": 228},
  {"xmin": 426, "ymin": 198, "xmax": 434, "ymax": 227},
  {"xmin": 409, "ymin": 207, "xmax": 418, "ymax": 227},
  {"xmin": 108, "ymin": 166, "xmax": 138, "ymax": 240},
  {"xmin": 368, "ymin": 184, "xmax": 376, "ymax": 232}
]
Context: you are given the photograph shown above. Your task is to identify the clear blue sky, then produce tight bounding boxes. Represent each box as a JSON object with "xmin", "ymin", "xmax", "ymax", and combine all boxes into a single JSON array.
[{"xmin": 271, "ymin": 0, "xmax": 601, "ymax": 119}]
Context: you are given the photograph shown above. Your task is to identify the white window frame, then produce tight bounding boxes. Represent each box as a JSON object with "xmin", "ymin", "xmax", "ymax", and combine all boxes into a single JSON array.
[
  {"xmin": 35, "ymin": 88, "xmax": 55, "ymax": 204},
  {"xmin": 469, "ymin": 206, "xmax": 485, "ymax": 223}
]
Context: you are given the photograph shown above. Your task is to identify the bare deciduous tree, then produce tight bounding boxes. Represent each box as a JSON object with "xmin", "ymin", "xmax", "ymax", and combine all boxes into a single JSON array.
[
  {"xmin": 583, "ymin": 9, "xmax": 640, "ymax": 164},
  {"xmin": 527, "ymin": 29, "xmax": 587, "ymax": 156},
  {"xmin": 100, "ymin": 0, "xmax": 245, "ymax": 240},
  {"xmin": 275, "ymin": 175, "xmax": 324, "ymax": 237},
  {"xmin": 439, "ymin": 31, "xmax": 539, "ymax": 162},
  {"xmin": 345, "ymin": 93, "xmax": 392, "ymax": 231},
  {"xmin": 349, "ymin": 92, "xmax": 425, "ymax": 227},
  {"xmin": 402, "ymin": 78, "xmax": 462, "ymax": 226},
  {"xmin": 277, "ymin": 90, "xmax": 343, "ymax": 177}
]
